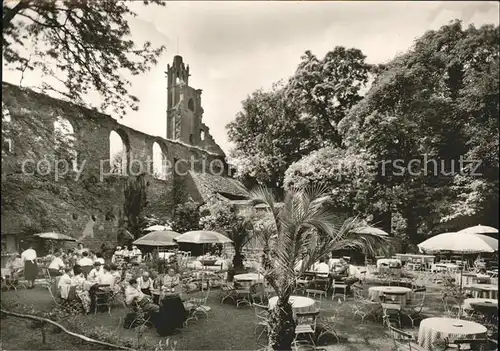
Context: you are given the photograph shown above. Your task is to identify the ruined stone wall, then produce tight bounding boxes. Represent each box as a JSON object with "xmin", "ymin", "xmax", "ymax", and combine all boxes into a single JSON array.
[{"xmin": 1, "ymin": 82, "xmax": 230, "ymax": 249}]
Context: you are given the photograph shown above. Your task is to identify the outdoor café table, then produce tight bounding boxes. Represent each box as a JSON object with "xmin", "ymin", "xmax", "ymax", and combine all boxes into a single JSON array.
[
  {"xmin": 457, "ymin": 273, "xmax": 491, "ymax": 286},
  {"xmin": 268, "ymin": 296, "xmax": 316, "ymax": 314},
  {"xmin": 417, "ymin": 317, "xmax": 487, "ymax": 350},
  {"xmin": 431, "ymin": 263, "xmax": 459, "ymax": 273},
  {"xmin": 463, "ymin": 298, "xmax": 498, "ymax": 310},
  {"xmin": 376, "ymin": 258, "xmax": 402, "ymax": 268},
  {"xmin": 469, "ymin": 300, "xmax": 498, "ymax": 320},
  {"xmin": 234, "ymin": 273, "xmax": 264, "ymax": 288},
  {"xmin": 464, "ymin": 284, "xmax": 498, "ymax": 299},
  {"xmin": 155, "ymin": 293, "xmax": 187, "ymax": 336},
  {"xmin": 368, "ymin": 286, "xmax": 412, "ymax": 307}
]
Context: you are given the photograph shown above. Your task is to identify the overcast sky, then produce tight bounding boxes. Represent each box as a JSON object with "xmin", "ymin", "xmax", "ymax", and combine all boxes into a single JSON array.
[{"xmin": 3, "ymin": 1, "xmax": 499, "ymax": 154}]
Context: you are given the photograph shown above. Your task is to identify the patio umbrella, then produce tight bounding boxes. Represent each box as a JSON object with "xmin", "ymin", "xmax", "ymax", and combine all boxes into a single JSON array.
[
  {"xmin": 133, "ymin": 230, "xmax": 180, "ymax": 247},
  {"xmin": 143, "ymin": 224, "xmax": 172, "ymax": 232},
  {"xmin": 175, "ymin": 230, "xmax": 233, "ymax": 244},
  {"xmin": 33, "ymin": 232, "xmax": 77, "ymax": 241},
  {"xmin": 352, "ymin": 226, "xmax": 389, "ymax": 236},
  {"xmin": 418, "ymin": 232, "xmax": 498, "ymax": 254},
  {"xmin": 457, "ymin": 225, "xmax": 498, "ymax": 236},
  {"xmin": 418, "ymin": 232, "xmax": 498, "ymax": 289}
]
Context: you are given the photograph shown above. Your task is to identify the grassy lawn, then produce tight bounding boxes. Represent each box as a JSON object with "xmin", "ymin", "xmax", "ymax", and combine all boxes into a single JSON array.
[{"xmin": 1, "ymin": 280, "xmax": 448, "ymax": 350}]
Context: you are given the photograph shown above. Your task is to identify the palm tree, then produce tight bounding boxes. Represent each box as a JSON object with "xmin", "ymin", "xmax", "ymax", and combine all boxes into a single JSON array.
[{"xmin": 250, "ymin": 185, "xmax": 387, "ymax": 350}]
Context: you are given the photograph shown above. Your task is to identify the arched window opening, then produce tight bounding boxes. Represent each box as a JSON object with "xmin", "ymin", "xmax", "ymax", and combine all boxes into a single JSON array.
[
  {"xmin": 152, "ymin": 142, "xmax": 167, "ymax": 180},
  {"xmin": 200, "ymin": 129, "xmax": 205, "ymax": 141},
  {"xmin": 54, "ymin": 116, "xmax": 77, "ymax": 171},
  {"xmin": 188, "ymin": 98, "xmax": 195, "ymax": 112},
  {"xmin": 109, "ymin": 130, "xmax": 129, "ymax": 175}
]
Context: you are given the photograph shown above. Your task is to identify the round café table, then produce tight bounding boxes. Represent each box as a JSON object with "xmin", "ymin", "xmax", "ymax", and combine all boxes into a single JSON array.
[
  {"xmin": 234, "ymin": 273, "xmax": 264, "ymax": 288},
  {"xmin": 417, "ymin": 317, "xmax": 487, "ymax": 350},
  {"xmin": 463, "ymin": 298, "xmax": 497, "ymax": 310},
  {"xmin": 368, "ymin": 286, "xmax": 412, "ymax": 307},
  {"xmin": 268, "ymin": 296, "xmax": 316, "ymax": 314},
  {"xmin": 465, "ymin": 284, "xmax": 498, "ymax": 299},
  {"xmin": 469, "ymin": 301, "xmax": 498, "ymax": 320}
]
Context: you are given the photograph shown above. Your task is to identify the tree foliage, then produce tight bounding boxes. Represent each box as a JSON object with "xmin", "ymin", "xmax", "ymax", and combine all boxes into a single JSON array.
[
  {"xmin": 2, "ymin": 0, "xmax": 166, "ymax": 118},
  {"xmin": 227, "ymin": 47, "xmax": 371, "ymax": 189},
  {"xmin": 199, "ymin": 197, "xmax": 254, "ymax": 268},
  {"xmin": 123, "ymin": 173, "xmax": 147, "ymax": 239},
  {"xmin": 170, "ymin": 200, "xmax": 201, "ymax": 234},
  {"xmin": 281, "ymin": 21, "xmax": 499, "ymax": 246}
]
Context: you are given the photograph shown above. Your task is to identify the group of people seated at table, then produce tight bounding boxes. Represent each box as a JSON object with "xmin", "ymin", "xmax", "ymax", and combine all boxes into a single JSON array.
[
  {"xmin": 111, "ymin": 245, "xmax": 143, "ymax": 264},
  {"xmin": 294, "ymin": 254, "xmax": 350, "ymax": 277}
]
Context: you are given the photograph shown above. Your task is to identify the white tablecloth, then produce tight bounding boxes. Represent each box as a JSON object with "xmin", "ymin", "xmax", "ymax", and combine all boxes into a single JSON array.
[
  {"xmin": 456, "ymin": 273, "xmax": 491, "ymax": 286},
  {"xmin": 418, "ymin": 317, "xmax": 487, "ymax": 350},
  {"xmin": 376, "ymin": 258, "xmax": 401, "ymax": 268},
  {"xmin": 368, "ymin": 286, "xmax": 413, "ymax": 306},
  {"xmin": 431, "ymin": 263, "xmax": 459, "ymax": 272},
  {"xmin": 464, "ymin": 284, "xmax": 498, "ymax": 299},
  {"xmin": 234, "ymin": 273, "xmax": 263, "ymax": 282},
  {"xmin": 268, "ymin": 296, "xmax": 316, "ymax": 313},
  {"xmin": 463, "ymin": 298, "xmax": 498, "ymax": 310}
]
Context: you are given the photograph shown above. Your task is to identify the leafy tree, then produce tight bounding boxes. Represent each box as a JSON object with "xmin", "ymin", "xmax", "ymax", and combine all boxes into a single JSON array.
[
  {"xmin": 2, "ymin": 0, "xmax": 166, "ymax": 118},
  {"xmin": 251, "ymin": 185, "xmax": 386, "ymax": 350},
  {"xmin": 123, "ymin": 173, "xmax": 147, "ymax": 238},
  {"xmin": 286, "ymin": 47, "xmax": 371, "ymax": 147},
  {"xmin": 227, "ymin": 84, "xmax": 313, "ymax": 190},
  {"xmin": 170, "ymin": 200, "xmax": 202, "ymax": 233},
  {"xmin": 337, "ymin": 20, "xmax": 499, "ymax": 243},
  {"xmin": 199, "ymin": 197, "xmax": 254, "ymax": 269}
]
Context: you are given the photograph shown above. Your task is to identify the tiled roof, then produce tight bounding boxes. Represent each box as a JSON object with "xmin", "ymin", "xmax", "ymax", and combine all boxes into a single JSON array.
[{"xmin": 188, "ymin": 171, "xmax": 249, "ymax": 201}]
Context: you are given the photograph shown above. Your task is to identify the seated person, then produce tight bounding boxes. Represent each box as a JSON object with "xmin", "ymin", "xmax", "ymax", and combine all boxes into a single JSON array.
[
  {"xmin": 125, "ymin": 278, "xmax": 160, "ymax": 313},
  {"xmin": 77, "ymin": 251, "xmax": 94, "ymax": 267},
  {"xmin": 72, "ymin": 269, "xmax": 91, "ymax": 313},
  {"xmin": 111, "ymin": 246, "xmax": 123, "ymax": 264},
  {"xmin": 94, "ymin": 252, "xmax": 105, "ymax": 265},
  {"xmin": 314, "ymin": 258, "xmax": 330, "ymax": 278},
  {"xmin": 7, "ymin": 253, "xmax": 24, "ymax": 275},
  {"xmin": 48, "ymin": 252, "xmax": 66, "ymax": 277},
  {"xmin": 161, "ymin": 267, "xmax": 181, "ymax": 291},
  {"xmin": 130, "ymin": 246, "xmax": 142, "ymax": 263},
  {"xmin": 58, "ymin": 267, "xmax": 75, "ymax": 299},
  {"xmin": 87, "ymin": 261, "xmax": 103, "ymax": 284},
  {"xmin": 137, "ymin": 271, "xmax": 154, "ymax": 295},
  {"xmin": 97, "ymin": 264, "xmax": 115, "ymax": 287},
  {"xmin": 75, "ymin": 243, "xmax": 88, "ymax": 256}
]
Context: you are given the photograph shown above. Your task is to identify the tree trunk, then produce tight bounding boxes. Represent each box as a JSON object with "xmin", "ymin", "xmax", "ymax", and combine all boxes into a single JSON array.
[
  {"xmin": 3, "ymin": 0, "xmax": 32, "ymax": 28},
  {"xmin": 268, "ymin": 293, "xmax": 296, "ymax": 351}
]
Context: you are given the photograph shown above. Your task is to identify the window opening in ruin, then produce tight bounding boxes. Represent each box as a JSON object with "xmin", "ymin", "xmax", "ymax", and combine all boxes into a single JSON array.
[
  {"xmin": 54, "ymin": 116, "xmax": 77, "ymax": 171},
  {"xmin": 152, "ymin": 142, "xmax": 167, "ymax": 180},
  {"xmin": 188, "ymin": 98, "xmax": 195, "ymax": 112},
  {"xmin": 200, "ymin": 129, "xmax": 205, "ymax": 141},
  {"xmin": 109, "ymin": 130, "xmax": 130, "ymax": 176}
]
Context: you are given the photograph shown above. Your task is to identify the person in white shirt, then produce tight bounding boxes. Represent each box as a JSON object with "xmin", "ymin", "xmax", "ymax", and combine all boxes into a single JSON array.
[
  {"xmin": 87, "ymin": 261, "xmax": 103, "ymax": 284},
  {"xmin": 94, "ymin": 252, "xmax": 105, "ymax": 265},
  {"xmin": 137, "ymin": 271, "xmax": 153, "ymax": 295},
  {"xmin": 130, "ymin": 246, "xmax": 142, "ymax": 263},
  {"xmin": 111, "ymin": 246, "xmax": 123, "ymax": 264},
  {"xmin": 75, "ymin": 243, "xmax": 88, "ymax": 256},
  {"xmin": 77, "ymin": 251, "xmax": 94, "ymax": 267},
  {"xmin": 125, "ymin": 279, "xmax": 159, "ymax": 313},
  {"xmin": 314, "ymin": 258, "xmax": 330, "ymax": 278},
  {"xmin": 48, "ymin": 252, "xmax": 66, "ymax": 277},
  {"xmin": 97, "ymin": 264, "xmax": 115, "ymax": 287},
  {"xmin": 58, "ymin": 267, "xmax": 75, "ymax": 299},
  {"xmin": 121, "ymin": 246, "xmax": 130, "ymax": 260},
  {"xmin": 21, "ymin": 244, "xmax": 38, "ymax": 288}
]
